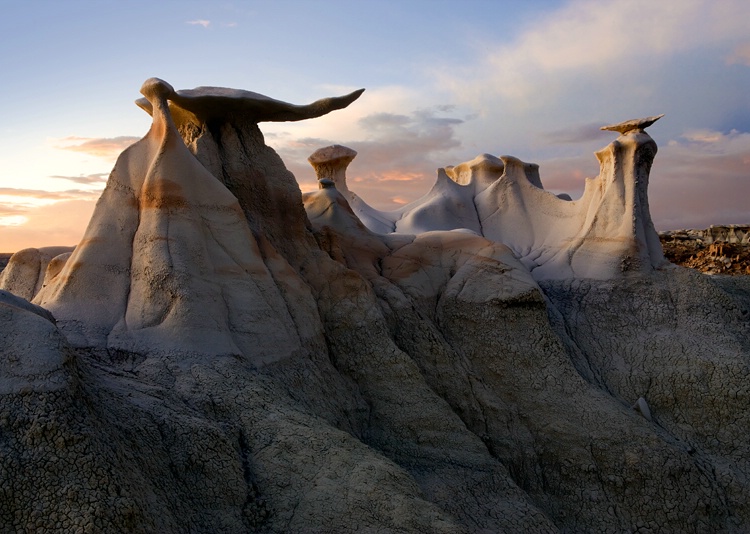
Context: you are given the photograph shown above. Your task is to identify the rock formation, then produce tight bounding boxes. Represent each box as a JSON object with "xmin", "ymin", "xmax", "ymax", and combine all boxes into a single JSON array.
[
  {"xmin": 660, "ymin": 226, "xmax": 750, "ymax": 275},
  {"xmin": 1, "ymin": 78, "xmax": 749, "ymax": 533},
  {"xmin": 311, "ymin": 115, "xmax": 668, "ymax": 280},
  {"xmin": 661, "ymin": 224, "xmax": 750, "ymax": 245},
  {"xmin": 0, "ymin": 246, "xmax": 73, "ymax": 301}
]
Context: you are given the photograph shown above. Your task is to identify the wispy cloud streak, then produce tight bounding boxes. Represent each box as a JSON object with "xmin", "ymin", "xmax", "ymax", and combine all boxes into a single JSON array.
[
  {"xmin": 270, "ymin": 105, "xmax": 466, "ymax": 209},
  {"xmin": 50, "ymin": 173, "xmax": 108, "ymax": 186},
  {"xmin": 55, "ymin": 136, "xmax": 139, "ymax": 159},
  {"xmin": 0, "ymin": 187, "xmax": 102, "ymax": 201}
]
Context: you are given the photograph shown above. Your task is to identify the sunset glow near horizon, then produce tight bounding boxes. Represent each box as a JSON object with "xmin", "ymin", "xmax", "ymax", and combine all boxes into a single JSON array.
[{"xmin": 1, "ymin": 0, "xmax": 749, "ymax": 252}]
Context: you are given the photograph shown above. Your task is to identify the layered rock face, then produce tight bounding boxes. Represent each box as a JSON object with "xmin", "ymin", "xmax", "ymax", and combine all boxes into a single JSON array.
[{"xmin": 1, "ymin": 79, "xmax": 750, "ymax": 533}]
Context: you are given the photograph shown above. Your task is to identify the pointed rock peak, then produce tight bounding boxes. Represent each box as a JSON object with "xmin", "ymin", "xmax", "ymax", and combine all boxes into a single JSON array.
[
  {"xmin": 136, "ymin": 82, "xmax": 365, "ymax": 123},
  {"xmin": 600, "ymin": 114, "xmax": 664, "ymax": 135}
]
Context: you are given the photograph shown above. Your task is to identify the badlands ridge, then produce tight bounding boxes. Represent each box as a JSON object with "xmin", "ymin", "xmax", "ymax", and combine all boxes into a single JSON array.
[{"xmin": 1, "ymin": 78, "xmax": 749, "ymax": 532}]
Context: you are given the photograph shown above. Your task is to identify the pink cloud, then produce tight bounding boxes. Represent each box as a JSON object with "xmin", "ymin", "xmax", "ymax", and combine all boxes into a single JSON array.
[
  {"xmin": 727, "ymin": 42, "xmax": 750, "ymax": 66},
  {"xmin": 0, "ymin": 199, "xmax": 96, "ymax": 252},
  {"xmin": 649, "ymin": 138, "xmax": 750, "ymax": 229},
  {"xmin": 0, "ymin": 205, "xmax": 27, "ymax": 217},
  {"xmin": 55, "ymin": 136, "xmax": 140, "ymax": 159},
  {"xmin": 272, "ymin": 106, "xmax": 466, "ymax": 210},
  {"xmin": 51, "ymin": 173, "xmax": 108, "ymax": 186},
  {"xmin": 0, "ymin": 187, "xmax": 102, "ymax": 202}
]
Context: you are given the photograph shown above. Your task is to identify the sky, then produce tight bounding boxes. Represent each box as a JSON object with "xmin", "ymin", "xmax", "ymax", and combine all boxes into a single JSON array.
[{"xmin": 0, "ymin": 0, "xmax": 749, "ymax": 251}]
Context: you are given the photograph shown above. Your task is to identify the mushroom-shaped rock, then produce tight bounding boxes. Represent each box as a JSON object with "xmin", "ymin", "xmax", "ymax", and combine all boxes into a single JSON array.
[
  {"xmin": 307, "ymin": 144, "xmax": 400, "ymax": 234},
  {"xmin": 308, "ymin": 145, "xmax": 358, "ymax": 191},
  {"xmin": 132, "ymin": 81, "xmax": 364, "ymax": 268},
  {"xmin": 601, "ymin": 114, "xmax": 664, "ymax": 135},
  {"xmin": 34, "ymin": 77, "xmax": 308, "ymax": 360}
]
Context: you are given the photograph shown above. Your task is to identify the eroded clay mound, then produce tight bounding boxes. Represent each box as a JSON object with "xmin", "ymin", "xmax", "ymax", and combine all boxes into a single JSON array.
[{"xmin": 0, "ymin": 246, "xmax": 74, "ymax": 301}]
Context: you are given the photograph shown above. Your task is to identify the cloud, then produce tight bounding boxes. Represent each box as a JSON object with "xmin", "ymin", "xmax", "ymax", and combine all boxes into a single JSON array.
[
  {"xmin": 400, "ymin": 0, "xmax": 750, "ymax": 232},
  {"xmin": 50, "ymin": 173, "xmax": 108, "ymax": 186},
  {"xmin": 391, "ymin": 196, "xmax": 411, "ymax": 206},
  {"xmin": 727, "ymin": 42, "xmax": 750, "ymax": 66},
  {"xmin": 378, "ymin": 171, "xmax": 425, "ymax": 183},
  {"xmin": 0, "ymin": 215, "xmax": 27, "ymax": 227},
  {"xmin": 359, "ymin": 113, "xmax": 411, "ymax": 129},
  {"xmin": 541, "ymin": 122, "xmax": 606, "ymax": 145},
  {"xmin": 677, "ymin": 128, "xmax": 750, "ymax": 151},
  {"xmin": 55, "ymin": 136, "xmax": 140, "ymax": 159},
  {"xmin": 269, "ymin": 105, "xmax": 466, "ymax": 210},
  {"xmin": 0, "ymin": 187, "xmax": 102, "ymax": 202},
  {"xmin": 0, "ymin": 204, "xmax": 28, "ymax": 228},
  {"xmin": 0, "ymin": 187, "xmax": 102, "ymax": 234},
  {"xmin": 0, "ymin": 205, "xmax": 26, "ymax": 216},
  {"xmin": 426, "ymin": 0, "xmax": 750, "ymax": 158},
  {"xmin": 455, "ymin": 0, "xmax": 748, "ymax": 88},
  {"xmin": 647, "ymin": 129, "xmax": 750, "ymax": 229},
  {"xmin": 679, "ymin": 129, "xmax": 727, "ymax": 144},
  {"xmin": 535, "ymin": 155, "xmax": 599, "ymax": 198},
  {"xmin": 186, "ymin": 19, "xmax": 210, "ymax": 28},
  {"xmin": 0, "ymin": 200, "xmax": 96, "ymax": 252}
]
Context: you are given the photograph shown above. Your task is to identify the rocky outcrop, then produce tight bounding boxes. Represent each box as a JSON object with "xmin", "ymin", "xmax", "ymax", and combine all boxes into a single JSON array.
[
  {"xmin": 661, "ymin": 227, "xmax": 750, "ymax": 275},
  {"xmin": 0, "ymin": 246, "xmax": 73, "ymax": 301},
  {"xmin": 30, "ymin": 79, "xmax": 315, "ymax": 359},
  {"xmin": 1, "ymin": 79, "xmax": 749, "ymax": 533},
  {"xmin": 661, "ymin": 225, "xmax": 750, "ymax": 245},
  {"xmin": 311, "ymin": 115, "xmax": 668, "ymax": 280}
]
